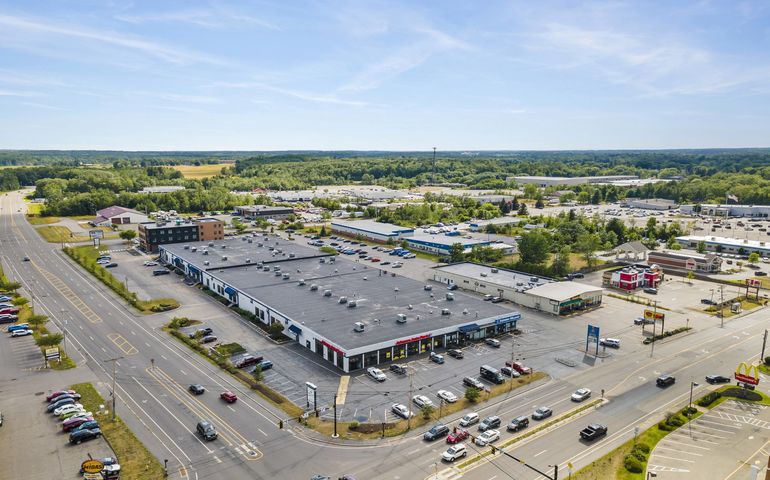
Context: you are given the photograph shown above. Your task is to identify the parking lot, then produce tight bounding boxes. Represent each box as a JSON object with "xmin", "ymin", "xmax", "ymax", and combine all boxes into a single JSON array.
[{"xmin": 648, "ymin": 400, "xmax": 770, "ymax": 478}]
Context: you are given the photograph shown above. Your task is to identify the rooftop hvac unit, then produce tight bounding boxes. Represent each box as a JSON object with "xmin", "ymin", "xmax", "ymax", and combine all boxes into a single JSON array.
[
  {"xmin": 347, "ymin": 301, "xmax": 357, "ymax": 308},
  {"xmin": 480, "ymin": 272, "xmax": 487, "ymax": 277},
  {"xmin": 396, "ymin": 314, "xmax": 407, "ymax": 324},
  {"xmin": 407, "ymin": 304, "xmax": 413, "ymax": 310},
  {"xmin": 191, "ymin": 247, "xmax": 197, "ymax": 252},
  {"xmin": 298, "ymin": 279, "xmax": 306, "ymax": 286},
  {"xmin": 283, "ymin": 273, "xmax": 290, "ymax": 280},
  {"xmin": 274, "ymin": 271, "xmax": 282, "ymax": 276},
  {"xmin": 320, "ymin": 258, "xmax": 326, "ymax": 263},
  {"xmin": 289, "ymin": 253, "xmax": 295, "ymax": 258},
  {"xmin": 203, "ymin": 261, "xmax": 210, "ymax": 266},
  {"xmin": 310, "ymin": 284, "xmax": 319, "ymax": 291},
  {"xmin": 203, "ymin": 250, "xmax": 209, "ymax": 255},
  {"xmin": 268, "ymin": 246, "xmax": 274, "ymax": 251},
  {"xmin": 491, "ymin": 268, "xmax": 498, "ymax": 273},
  {"xmin": 296, "ymin": 268, "xmax": 301, "ymax": 273},
  {"xmin": 441, "ymin": 308, "xmax": 450, "ymax": 315},
  {"xmin": 446, "ymin": 293, "xmax": 455, "ymax": 301},
  {"xmin": 273, "ymin": 265, "xmax": 281, "ymax": 271},
  {"xmin": 257, "ymin": 243, "xmax": 263, "ymax": 247},
  {"xmin": 263, "ymin": 266, "xmax": 270, "ymax": 271},
  {"xmin": 221, "ymin": 256, "xmax": 228, "ymax": 261},
  {"xmin": 463, "ymin": 308, "xmax": 469, "ymax": 315},
  {"xmin": 530, "ymin": 277, "xmax": 538, "ymax": 282},
  {"xmin": 394, "ymin": 287, "xmax": 399, "ymax": 292},
  {"xmin": 424, "ymin": 285, "xmax": 433, "ymax": 291},
  {"xmin": 338, "ymin": 296, "xmax": 348, "ymax": 304},
  {"xmin": 363, "ymin": 277, "xmax": 367, "ymax": 281},
  {"xmin": 353, "ymin": 322, "xmax": 365, "ymax": 332},
  {"xmin": 248, "ymin": 239, "xmax": 253, "ymax": 243},
  {"xmin": 208, "ymin": 242, "xmax": 214, "ymax": 247},
  {"xmin": 183, "ymin": 245, "xmax": 189, "ymax": 250},
  {"xmin": 245, "ymin": 259, "xmax": 251, "ymax": 263},
  {"xmin": 323, "ymin": 289, "xmax": 332, "ymax": 297},
  {"xmin": 221, "ymin": 245, "xmax": 226, "ymax": 249}
]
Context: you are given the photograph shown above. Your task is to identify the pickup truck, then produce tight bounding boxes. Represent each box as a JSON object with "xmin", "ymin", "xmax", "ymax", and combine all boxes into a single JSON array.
[{"xmin": 580, "ymin": 424, "xmax": 607, "ymax": 441}]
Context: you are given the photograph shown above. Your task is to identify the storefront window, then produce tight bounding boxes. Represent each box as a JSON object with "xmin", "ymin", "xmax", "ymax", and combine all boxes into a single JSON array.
[
  {"xmin": 419, "ymin": 339, "xmax": 430, "ymax": 354},
  {"xmin": 393, "ymin": 345, "xmax": 406, "ymax": 360},
  {"xmin": 446, "ymin": 333, "xmax": 458, "ymax": 347},
  {"xmin": 364, "ymin": 351, "xmax": 378, "ymax": 368},
  {"xmin": 378, "ymin": 347, "xmax": 393, "ymax": 363},
  {"xmin": 348, "ymin": 355, "xmax": 362, "ymax": 371},
  {"xmin": 432, "ymin": 336, "xmax": 444, "ymax": 349},
  {"xmin": 406, "ymin": 341, "xmax": 420, "ymax": 357}
]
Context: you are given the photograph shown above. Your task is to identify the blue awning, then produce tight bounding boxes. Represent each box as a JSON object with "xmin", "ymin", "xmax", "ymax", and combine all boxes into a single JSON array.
[
  {"xmin": 188, "ymin": 266, "xmax": 200, "ymax": 275},
  {"xmin": 288, "ymin": 324, "xmax": 302, "ymax": 335},
  {"xmin": 458, "ymin": 323, "xmax": 480, "ymax": 333},
  {"xmin": 224, "ymin": 286, "xmax": 236, "ymax": 296}
]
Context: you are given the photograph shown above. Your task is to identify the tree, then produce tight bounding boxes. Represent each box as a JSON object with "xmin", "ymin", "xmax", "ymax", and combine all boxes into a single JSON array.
[
  {"xmin": 27, "ymin": 314, "xmax": 49, "ymax": 328},
  {"xmin": 268, "ymin": 322, "xmax": 285, "ymax": 340},
  {"xmin": 12, "ymin": 297, "xmax": 29, "ymax": 307},
  {"xmin": 420, "ymin": 404, "xmax": 435, "ymax": 420},
  {"xmin": 319, "ymin": 225, "xmax": 328, "ymax": 237},
  {"xmin": 748, "ymin": 252, "xmax": 760, "ymax": 264},
  {"xmin": 252, "ymin": 364, "xmax": 264, "ymax": 382},
  {"xmin": 449, "ymin": 243, "xmax": 465, "ymax": 263},
  {"xmin": 119, "ymin": 229, "xmax": 137, "ymax": 241},
  {"xmin": 400, "ymin": 239, "xmax": 409, "ymax": 249},
  {"xmin": 696, "ymin": 241, "xmax": 706, "ymax": 254},
  {"xmin": 36, "ymin": 332, "xmax": 64, "ymax": 348},
  {"xmin": 534, "ymin": 198, "xmax": 545, "ymax": 209},
  {"xmin": 518, "ymin": 202, "xmax": 529, "ymax": 216},
  {"xmin": 0, "ymin": 280, "xmax": 21, "ymax": 292},
  {"xmin": 523, "ymin": 184, "xmax": 538, "ymax": 199},
  {"xmin": 511, "ymin": 197, "xmax": 520, "ymax": 211},
  {"xmin": 551, "ymin": 246, "xmax": 571, "ymax": 276},
  {"xmin": 517, "ymin": 231, "xmax": 550, "ymax": 265},
  {"xmin": 465, "ymin": 386, "xmax": 481, "ymax": 403},
  {"xmin": 575, "ymin": 233, "xmax": 601, "ymax": 267},
  {"xmin": 686, "ymin": 271, "xmax": 695, "ymax": 284}
]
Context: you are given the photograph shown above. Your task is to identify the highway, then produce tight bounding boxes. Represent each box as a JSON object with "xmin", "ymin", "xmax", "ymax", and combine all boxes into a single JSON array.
[{"xmin": 2, "ymin": 189, "xmax": 768, "ymax": 480}]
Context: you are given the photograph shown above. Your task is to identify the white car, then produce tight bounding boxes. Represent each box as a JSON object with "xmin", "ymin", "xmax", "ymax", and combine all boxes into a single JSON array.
[
  {"xmin": 54, "ymin": 403, "xmax": 84, "ymax": 416},
  {"xmin": 571, "ymin": 388, "xmax": 591, "ymax": 402},
  {"xmin": 437, "ymin": 390, "xmax": 458, "ymax": 403},
  {"xmin": 143, "ymin": 261, "xmax": 158, "ymax": 266},
  {"xmin": 391, "ymin": 403, "xmax": 413, "ymax": 419},
  {"xmin": 412, "ymin": 395, "xmax": 434, "ymax": 408},
  {"xmin": 96, "ymin": 259, "xmax": 111, "ymax": 265},
  {"xmin": 442, "ymin": 444, "xmax": 467, "ymax": 462},
  {"xmin": 475, "ymin": 429, "xmax": 500, "ymax": 446},
  {"xmin": 62, "ymin": 412, "xmax": 92, "ymax": 423},
  {"xmin": 367, "ymin": 367, "xmax": 386, "ymax": 382},
  {"xmin": 10, "ymin": 328, "xmax": 33, "ymax": 337}
]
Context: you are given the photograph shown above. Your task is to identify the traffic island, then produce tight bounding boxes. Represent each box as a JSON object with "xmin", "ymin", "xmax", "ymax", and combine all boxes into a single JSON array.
[{"xmin": 70, "ymin": 382, "xmax": 165, "ymax": 480}]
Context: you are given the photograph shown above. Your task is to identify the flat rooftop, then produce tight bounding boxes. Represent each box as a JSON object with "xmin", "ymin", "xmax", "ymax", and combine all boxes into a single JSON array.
[
  {"xmin": 409, "ymin": 232, "xmax": 496, "ymax": 247},
  {"xmin": 331, "ymin": 219, "xmax": 414, "ymax": 235},
  {"xmin": 677, "ymin": 235, "xmax": 770, "ymax": 249},
  {"xmin": 163, "ymin": 238, "xmax": 513, "ymax": 351},
  {"xmin": 525, "ymin": 281, "xmax": 602, "ymax": 302},
  {"xmin": 162, "ymin": 234, "xmax": 325, "ymax": 267},
  {"xmin": 434, "ymin": 263, "xmax": 551, "ymax": 289}
]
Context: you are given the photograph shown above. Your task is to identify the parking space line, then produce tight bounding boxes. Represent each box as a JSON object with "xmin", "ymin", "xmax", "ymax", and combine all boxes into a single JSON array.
[
  {"xmin": 660, "ymin": 438, "xmax": 711, "ymax": 450},
  {"xmin": 668, "ymin": 432, "xmax": 719, "ymax": 444},
  {"xmin": 107, "ymin": 332, "xmax": 138, "ymax": 355},
  {"xmin": 692, "ymin": 422, "xmax": 739, "ymax": 433},
  {"xmin": 655, "ymin": 446, "xmax": 703, "ymax": 457},
  {"xmin": 697, "ymin": 417, "xmax": 742, "ymax": 428},
  {"xmin": 652, "ymin": 454, "xmax": 695, "ymax": 463}
]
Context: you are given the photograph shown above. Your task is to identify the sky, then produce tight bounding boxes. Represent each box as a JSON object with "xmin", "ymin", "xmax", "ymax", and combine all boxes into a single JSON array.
[{"xmin": 0, "ymin": 0, "xmax": 769, "ymax": 151}]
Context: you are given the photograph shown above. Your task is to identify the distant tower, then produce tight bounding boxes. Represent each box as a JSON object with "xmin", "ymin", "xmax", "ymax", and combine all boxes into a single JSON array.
[{"xmin": 432, "ymin": 147, "xmax": 437, "ymax": 185}]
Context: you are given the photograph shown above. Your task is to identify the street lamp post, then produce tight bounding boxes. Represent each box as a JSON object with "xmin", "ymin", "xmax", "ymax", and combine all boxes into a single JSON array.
[{"xmin": 688, "ymin": 381, "xmax": 699, "ymax": 415}]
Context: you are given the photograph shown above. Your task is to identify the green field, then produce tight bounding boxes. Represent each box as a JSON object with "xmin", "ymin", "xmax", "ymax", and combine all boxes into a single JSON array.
[{"xmin": 171, "ymin": 163, "xmax": 231, "ymax": 178}]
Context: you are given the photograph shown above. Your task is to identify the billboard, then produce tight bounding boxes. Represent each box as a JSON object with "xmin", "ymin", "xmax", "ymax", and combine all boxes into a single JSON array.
[
  {"xmin": 643, "ymin": 309, "xmax": 665, "ymax": 321},
  {"xmin": 746, "ymin": 278, "xmax": 761, "ymax": 288}
]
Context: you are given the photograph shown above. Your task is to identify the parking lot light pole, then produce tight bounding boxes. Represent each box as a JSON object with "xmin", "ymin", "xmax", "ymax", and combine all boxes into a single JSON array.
[
  {"xmin": 332, "ymin": 394, "xmax": 338, "ymax": 438},
  {"xmin": 688, "ymin": 381, "xmax": 699, "ymax": 415}
]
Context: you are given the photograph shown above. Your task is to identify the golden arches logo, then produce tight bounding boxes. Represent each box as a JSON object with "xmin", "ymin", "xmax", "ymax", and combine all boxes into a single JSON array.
[{"xmin": 735, "ymin": 362, "xmax": 760, "ymax": 385}]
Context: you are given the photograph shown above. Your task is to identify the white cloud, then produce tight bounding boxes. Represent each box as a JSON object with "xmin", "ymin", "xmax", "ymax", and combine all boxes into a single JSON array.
[
  {"xmin": 0, "ymin": 13, "xmax": 229, "ymax": 66},
  {"xmin": 132, "ymin": 91, "xmax": 219, "ymax": 104},
  {"xmin": 115, "ymin": 9, "xmax": 279, "ymax": 30},
  {"xmin": 0, "ymin": 89, "xmax": 45, "ymax": 97},
  {"xmin": 213, "ymin": 81, "xmax": 367, "ymax": 107}
]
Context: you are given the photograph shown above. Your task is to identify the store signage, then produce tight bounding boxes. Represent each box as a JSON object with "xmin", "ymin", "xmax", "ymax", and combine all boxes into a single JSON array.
[
  {"xmin": 746, "ymin": 278, "xmax": 761, "ymax": 288},
  {"xmin": 320, "ymin": 340, "xmax": 345, "ymax": 356},
  {"xmin": 735, "ymin": 362, "xmax": 760, "ymax": 386},
  {"xmin": 494, "ymin": 313, "xmax": 521, "ymax": 325},
  {"xmin": 395, "ymin": 334, "xmax": 431, "ymax": 346},
  {"xmin": 643, "ymin": 309, "xmax": 665, "ymax": 321},
  {"xmin": 81, "ymin": 460, "xmax": 104, "ymax": 474}
]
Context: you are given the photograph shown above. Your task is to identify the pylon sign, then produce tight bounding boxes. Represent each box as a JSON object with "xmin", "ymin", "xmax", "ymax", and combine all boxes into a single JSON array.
[{"xmin": 735, "ymin": 362, "xmax": 760, "ymax": 386}]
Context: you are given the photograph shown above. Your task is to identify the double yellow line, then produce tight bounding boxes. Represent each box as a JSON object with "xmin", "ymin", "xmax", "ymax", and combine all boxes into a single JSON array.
[{"xmin": 146, "ymin": 366, "xmax": 262, "ymax": 461}]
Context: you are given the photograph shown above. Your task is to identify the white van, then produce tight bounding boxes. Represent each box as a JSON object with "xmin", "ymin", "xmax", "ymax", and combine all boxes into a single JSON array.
[
  {"xmin": 599, "ymin": 338, "xmax": 621, "ymax": 349},
  {"xmin": 459, "ymin": 412, "xmax": 479, "ymax": 427}
]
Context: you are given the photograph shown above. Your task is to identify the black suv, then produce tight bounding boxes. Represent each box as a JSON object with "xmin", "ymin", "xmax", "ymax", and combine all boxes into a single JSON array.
[
  {"xmin": 463, "ymin": 377, "xmax": 485, "ymax": 390},
  {"xmin": 507, "ymin": 416, "xmax": 529, "ymax": 432},
  {"xmin": 197, "ymin": 420, "xmax": 217, "ymax": 441},
  {"xmin": 189, "ymin": 384, "xmax": 205, "ymax": 395},
  {"xmin": 656, "ymin": 375, "xmax": 675, "ymax": 387},
  {"xmin": 423, "ymin": 424, "xmax": 450, "ymax": 441},
  {"xmin": 390, "ymin": 364, "xmax": 407, "ymax": 375}
]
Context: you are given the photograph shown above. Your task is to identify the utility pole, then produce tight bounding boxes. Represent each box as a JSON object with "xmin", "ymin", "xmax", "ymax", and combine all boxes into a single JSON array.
[
  {"xmin": 650, "ymin": 300, "xmax": 658, "ymax": 358},
  {"xmin": 104, "ymin": 357, "xmax": 123, "ymax": 420},
  {"xmin": 408, "ymin": 366, "xmax": 414, "ymax": 430},
  {"xmin": 719, "ymin": 285, "xmax": 725, "ymax": 328},
  {"xmin": 762, "ymin": 329, "xmax": 768, "ymax": 363},
  {"xmin": 332, "ymin": 394, "xmax": 339, "ymax": 438}
]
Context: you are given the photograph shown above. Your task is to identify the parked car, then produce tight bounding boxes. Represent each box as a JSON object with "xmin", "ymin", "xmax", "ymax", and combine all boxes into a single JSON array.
[
  {"xmin": 47, "ymin": 393, "xmax": 81, "ymax": 404},
  {"xmin": 413, "ymin": 395, "xmax": 434, "ymax": 408},
  {"xmin": 459, "ymin": 412, "xmax": 479, "ymax": 427},
  {"xmin": 500, "ymin": 367, "xmax": 520, "ymax": 378},
  {"xmin": 507, "ymin": 416, "xmax": 529, "ymax": 432},
  {"xmin": 220, "ymin": 391, "xmax": 237, "ymax": 403},
  {"xmin": 706, "ymin": 374, "xmax": 731, "ymax": 384},
  {"xmin": 10, "ymin": 328, "xmax": 32, "ymax": 337},
  {"xmin": 391, "ymin": 403, "xmax": 413, "ymax": 419},
  {"xmin": 599, "ymin": 338, "xmax": 621, "ymax": 348},
  {"xmin": 506, "ymin": 361, "xmax": 532, "ymax": 374},
  {"xmin": 656, "ymin": 375, "xmax": 676, "ymax": 387},
  {"xmin": 447, "ymin": 284, "xmax": 458, "ymax": 291},
  {"xmin": 389, "ymin": 364, "xmax": 407, "ymax": 375},
  {"xmin": 6, "ymin": 323, "xmax": 29, "ymax": 332},
  {"xmin": 442, "ymin": 444, "xmax": 467, "ymax": 462},
  {"xmin": 423, "ymin": 424, "xmax": 450, "ymax": 441},
  {"xmin": 48, "ymin": 398, "xmax": 76, "ymax": 413},
  {"xmin": 69, "ymin": 428, "xmax": 102, "ymax": 445},
  {"xmin": 462, "ymin": 377, "xmax": 485, "ymax": 390},
  {"xmin": 367, "ymin": 367, "xmax": 386, "ymax": 382},
  {"xmin": 200, "ymin": 335, "xmax": 218, "ymax": 343},
  {"xmin": 71, "ymin": 420, "xmax": 100, "ymax": 434},
  {"xmin": 437, "ymin": 390, "xmax": 458, "ymax": 403},
  {"xmin": 189, "ymin": 384, "xmax": 205, "ymax": 395},
  {"xmin": 429, "ymin": 352, "xmax": 445, "ymax": 364},
  {"xmin": 643, "ymin": 287, "xmax": 658, "ymax": 294},
  {"xmin": 143, "ymin": 261, "xmax": 159, "ymax": 266},
  {"xmin": 532, "ymin": 406, "xmax": 553, "ymax": 420},
  {"xmin": 152, "ymin": 269, "xmax": 170, "ymax": 276},
  {"xmin": 0, "ymin": 308, "xmax": 20, "ymax": 315},
  {"xmin": 571, "ymin": 388, "xmax": 591, "ymax": 402},
  {"xmin": 479, "ymin": 416, "xmax": 501, "ymax": 431},
  {"xmin": 490, "ymin": 296, "xmax": 504, "ymax": 303},
  {"xmin": 62, "ymin": 416, "xmax": 94, "ymax": 432},
  {"xmin": 0, "ymin": 314, "xmax": 18, "ymax": 324},
  {"xmin": 634, "ymin": 317, "xmax": 655, "ymax": 325},
  {"xmin": 188, "ymin": 327, "xmax": 213, "ymax": 339},
  {"xmin": 257, "ymin": 359, "xmax": 273, "ymax": 371},
  {"xmin": 446, "ymin": 428, "xmax": 470, "ymax": 444},
  {"xmin": 475, "ymin": 429, "xmax": 500, "ymax": 446},
  {"xmin": 46, "ymin": 390, "xmax": 76, "ymax": 402},
  {"xmin": 447, "ymin": 349, "xmax": 464, "ymax": 359},
  {"xmin": 61, "ymin": 409, "xmax": 90, "ymax": 421},
  {"xmin": 757, "ymin": 271, "xmax": 768, "ymax": 277},
  {"xmin": 485, "ymin": 338, "xmax": 501, "ymax": 348},
  {"xmin": 0, "ymin": 296, "xmax": 11, "ymax": 302}
]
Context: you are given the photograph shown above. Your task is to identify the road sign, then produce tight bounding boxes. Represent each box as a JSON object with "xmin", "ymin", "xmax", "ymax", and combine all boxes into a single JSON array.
[
  {"xmin": 81, "ymin": 459, "xmax": 104, "ymax": 474},
  {"xmin": 746, "ymin": 278, "xmax": 761, "ymax": 288},
  {"xmin": 83, "ymin": 473, "xmax": 102, "ymax": 480},
  {"xmin": 586, "ymin": 324, "xmax": 600, "ymax": 355},
  {"xmin": 45, "ymin": 347, "xmax": 60, "ymax": 360},
  {"xmin": 735, "ymin": 362, "xmax": 760, "ymax": 386},
  {"xmin": 89, "ymin": 229, "xmax": 104, "ymax": 239},
  {"xmin": 643, "ymin": 309, "xmax": 665, "ymax": 321}
]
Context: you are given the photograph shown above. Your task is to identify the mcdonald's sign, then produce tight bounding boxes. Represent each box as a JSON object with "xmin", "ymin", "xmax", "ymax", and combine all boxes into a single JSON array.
[
  {"xmin": 734, "ymin": 362, "xmax": 760, "ymax": 386},
  {"xmin": 643, "ymin": 309, "xmax": 665, "ymax": 321}
]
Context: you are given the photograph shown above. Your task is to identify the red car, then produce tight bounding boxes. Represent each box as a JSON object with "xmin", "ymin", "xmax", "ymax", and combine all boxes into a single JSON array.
[
  {"xmin": 370, "ymin": 257, "xmax": 381, "ymax": 262},
  {"xmin": 0, "ymin": 308, "xmax": 19, "ymax": 315},
  {"xmin": 446, "ymin": 428, "xmax": 470, "ymax": 444},
  {"xmin": 62, "ymin": 416, "xmax": 94, "ymax": 432},
  {"xmin": 46, "ymin": 390, "xmax": 76, "ymax": 402},
  {"xmin": 220, "ymin": 391, "xmax": 237, "ymax": 403},
  {"xmin": 506, "ymin": 361, "xmax": 532, "ymax": 374}
]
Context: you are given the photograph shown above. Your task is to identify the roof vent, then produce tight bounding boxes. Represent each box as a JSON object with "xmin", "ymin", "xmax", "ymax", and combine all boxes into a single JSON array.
[
  {"xmin": 480, "ymin": 272, "xmax": 487, "ymax": 277},
  {"xmin": 394, "ymin": 287, "xmax": 399, "ymax": 292},
  {"xmin": 407, "ymin": 304, "xmax": 413, "ymax": 310},
  {"xmin": 203, "ymin": 250, "xmax": 209, "ymax": 255},
  {"xmin": 347, "ymin": 300, "xmax": 357, "ymax": 308},
  {"xmin": 463, "ymin": 308, "xmax": 469, "ymax": 315},
  {"xmin": 183, "ymin": 245, "xmax": 189, "ymax": 250},
  {"xmin": 354, "ymin": 322, "xmax": 365, "ymax": 332},
  {"xmin": 323, "ymin": 289, "xmax": 332, "ymax": 297},
  {"xmin": 257, "ymin": 242, "xmax": 263, "ymax": 247},
  {"xmin": 222, "ymin": 256, "xmax": 228, "ymax": 261},
  {"xmin": 396, "ymin": 314, "xmax": 407, "ymax": 324},
  {"xmin": 203, "ymin": 260, "xmax": 210, "ymax": 266},
  {"xmin": 191, "ymin": 246, "xmax": 197, "ymax": 252},
  {"xmin": 491, "ymin": 268, "xmax": 498, "ymax": 273},
  {"xmin": 221, "ymin": 245, "xmax": 226, "ymax": 249},
  {"xmin": 441, "ymin": 308, "xmax": 450, "ymax": 315},
  {"xmin": 424, "ymin": 285, "xmax": 433, "ymax": 291},
  {"xmin": 298, "ymin": 279, "xmax": 306, "ymax": 286},
  {"xmin": 338, "ymin": 296, "xmax": 348, "ymax": 304},
  {"xmin": 446, "ymin": 293, "xmax": 455, "ymax": 301},
  {"xmin": 245, "ymin": 258, "xmax": 251, "ymax": 263},
  {"xmin": 363, "ymin": 276, "xmax": 367, "ymax": 281},
  {"xmin": 310, "ymin": 284, "xmax": 318, "ymax": 291},
  {"xmin": 208, "ymin": 242, "xmax": 214, "ymax": 247},
  {"xmin": 416, "ymin": 315, "xmax": 421, "ymax": 321}
]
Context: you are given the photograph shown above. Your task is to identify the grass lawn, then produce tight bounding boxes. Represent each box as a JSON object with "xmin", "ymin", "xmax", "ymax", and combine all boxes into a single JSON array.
[
  {"xmin": 27, "ymin": 215, "xmax": 60, "ymax": 225},
  {"xmin": 71, "ymin": 383, "xmax": 165, "ymax": 480},
  {"xmin": 171, "ymin": 163, "xmax": 230, "ymax": 178},
  {"xmin": 34, "ymin": 225, "xmax": 90, "ymax": 243},
  {"xmin": 25, "ymin": 202, "xmax": 44, "ymax": 215}
]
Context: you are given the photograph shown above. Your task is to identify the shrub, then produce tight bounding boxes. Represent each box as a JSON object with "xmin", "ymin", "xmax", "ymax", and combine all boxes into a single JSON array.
[
  {"xmin": 465, "ymin": 387, "xmax": 481, "ymax": 403},
  {"xmin": 657, "ymin": 420, "xmax": 674, "ymax": 431},
  {"xmin": 623, "ymin": 455, "xmax": 643, "ymax": 473},
  {"xmin": 667, "ymin": 415, "xmax": 686, "ymax": 428},
  {"xmin": 348, "ymin": 420, "xmax": 360, "ymax": 431},
  {"xmin": 634, "ymin": 443, "xmax": 651, "ymax": 455},
  {"xmin": 630, "ymin": 443, "xmax": 649, "ymax": 462},
  {"xmin": 698, "ymin": 391, "xmax": 721, "ymax": 407},
  {"xmin": 764, "ymin": 356, "xmax": 770, "ymax": 366}
]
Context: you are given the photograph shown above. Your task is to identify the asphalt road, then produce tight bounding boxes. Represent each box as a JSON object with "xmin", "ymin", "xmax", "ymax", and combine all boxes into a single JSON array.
[{"xmin": 3, "ymin": 190, "xmax": 770, "ymax": 480}]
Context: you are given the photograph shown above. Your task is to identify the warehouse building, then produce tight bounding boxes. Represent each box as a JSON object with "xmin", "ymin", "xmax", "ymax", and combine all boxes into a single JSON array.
[
  {"xmin": 406, "ymin": 233, "xmax": 514, "ymax": 256},
  {"xmin": 509, "ymin": 175, "xmax": 638, "ymax": 187},
  {"xmin": 235, "ymin": 205, "xmax": 294, "ymax": 221},
  {"xmin": 138, "ymin": 217, "xmax": 224, "ymax": 253},
  {"xmin": 331, "ymin": 219, "xmax": 415, "ymax": 242},
  {"xmin": 621, "ymin": 198, "xmax": 679, "ymax": 210},
  {"xmin": 648, "ymin": 251, "xmax": 722, "ymax": 273},
  {"xmin": 680, "ymin": 204, "xmax": 770, "ymax": 218},
  {"xmin": 676, "ymin": 235, "xmax": 770, "ymax": 257},
  {"xmin": 159, "ymin": 237, "xmax": 517, "ymax": 372},
  {"xmin": 432, "ymin": 263, "xmax": 602, "ymax": 315}
]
